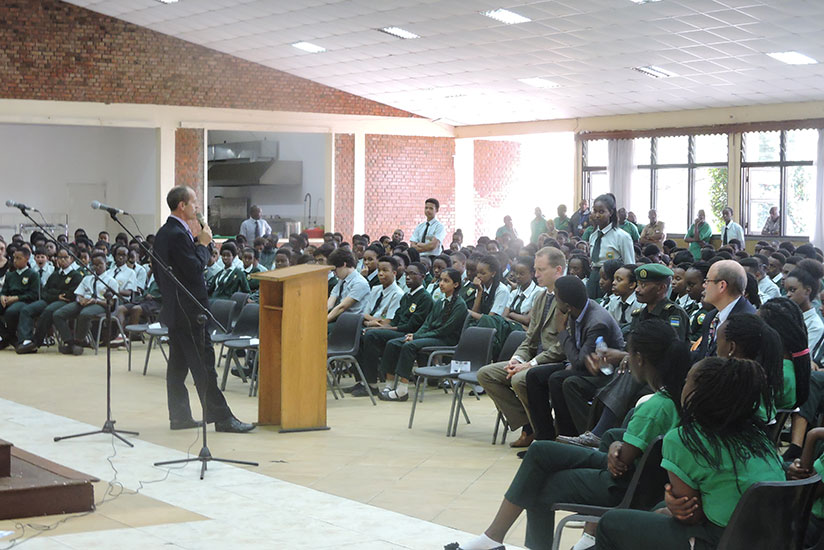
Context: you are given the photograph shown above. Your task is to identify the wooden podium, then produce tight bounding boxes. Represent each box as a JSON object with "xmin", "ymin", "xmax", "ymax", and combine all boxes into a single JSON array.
[{"xmin": 251, "ymin": 265, "xmax": 332, "ymax": 432}]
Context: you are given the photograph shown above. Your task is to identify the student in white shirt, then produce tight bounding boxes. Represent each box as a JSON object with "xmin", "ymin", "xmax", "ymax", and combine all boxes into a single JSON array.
[
  {"xmin": 671, "ymin": 263, "xmax": 694, "ymax": 312},
  {"xmin": 362, "ymin": 256, "xmax": 405, "ymax": 324},
  {"xmin": 33, "ymin": 247, "xmax": 54, "ymax": 293},
  {"xmin": 468, "ymin": 255, "xmax": 510, "ymax": 321},
  {"xmin": 238, "ymin": 205, "xmax": 272, "ymax": 243},
  {"xmin": 586, "ymin": 193, "xmax": 635, "ymax": 300},
  {"xmin": 128, "ymin": 249, "xmax": 148, "ymax": 292},
  {"xmin": 106, "ymin": 245, "xmax": 138, "ymax": 301},
  {"xmin": 425, "ymin": 254, "xmax": 452, "ymax": 302},
  {"xmin": 502, "ymin": 257, "xmax": 543, "ymax": 330},
  {"xmin": 605, "ymin": 264, "xmax": 638, "ymax": 332},
  {"xmin": 720, "ymin": 207, "xmax": 745, "ymax": 248},
  {"xmin": 740, "ymin": 257, "xmax": 780, "ymax": 304},
  {"xmin": 360, "ymin": 244, "xmax": 382, "ymax": 289},
  {"xmin": 784, "ymin": 261, "xmax": 824, "ymax": 352},
  {"xmin": 410, "ymin": 198, "xmax": 446, "ymax": 258}
]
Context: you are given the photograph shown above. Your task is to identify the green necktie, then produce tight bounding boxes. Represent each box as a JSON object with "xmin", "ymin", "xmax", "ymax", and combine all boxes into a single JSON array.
[{"xmin": 591, "ymin": 230, "xmax": 603, "ymax": 264}]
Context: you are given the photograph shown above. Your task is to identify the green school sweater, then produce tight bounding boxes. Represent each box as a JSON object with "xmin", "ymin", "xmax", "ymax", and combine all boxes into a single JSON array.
[
  {"xmin": 414, "ymin": 295, "xmax": 468, "ymax": 344},
  {"xmin": 208, "ymin": 267, "xmax": 250, "ymax": 300},
  {"xmin": 1, "ymin": 267, "xmax": 40, "ymax": 303},
  {"xmin": 245, "ymin": 265, "xmax": 265, "ymax": 292},
  {"xmin": 42, "ymin": 268, "xmax": 84, "ymax": 303},
  {"xmin": 391, "ymin": 287, "xmax": 434, "ymax": 334}
]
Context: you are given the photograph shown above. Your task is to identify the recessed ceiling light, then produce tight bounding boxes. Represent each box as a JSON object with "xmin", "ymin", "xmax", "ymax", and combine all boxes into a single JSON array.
[
  {"xmin": 629, "ymin": 0, "xmax": 662, "ymax": 4},
  {"xmin": 291, "ymin": 41, "xmax": 326, "ymax": 54},
  {"xmin": 379, "ymin": 27, "xmax": 419, "ymax": 39},
  {"xmin": 767, "ymin": 51, "xmax": 818, "ymax": 65},
  {"xmin": 481, "ymin": 8, "xmax": 531, "ymax": 25},
  {"xmin": 519, "ymin": 77, "xmax": 560, "ymax": 88},
  {"xmin": 155, "ymin": 0, "xmax": 178, "ymax": 3},
  {"xmin": 633, "ymin": 65, "xmax": 678, "ymax": 78}
]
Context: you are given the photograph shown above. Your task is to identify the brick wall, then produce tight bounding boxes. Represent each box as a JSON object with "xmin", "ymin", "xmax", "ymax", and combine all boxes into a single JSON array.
[
  {"xmin": 364, "ymin": 135, "xmax": 455, "ymax": 242},
  {"xmin": 0, "ymin": 0, "xmax": 412, "ymax": 118},
  {"xmin": 474, "ymin": 140, "xmax": 522, "ymax": 238},
  {"xmin": 334, "ymin": 134, "xmax": 355, "ymax": 239},
  {"xmin": 175, "ymin": 128, "xmax": 204, "ymax": 206}
]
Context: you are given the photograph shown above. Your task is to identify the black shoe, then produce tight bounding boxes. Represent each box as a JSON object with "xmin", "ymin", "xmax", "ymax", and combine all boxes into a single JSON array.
[
  {"xmin": 0, "ymin": 338, "xmax": 12, "ymax": 351},
  {"xmin": 215, "ymin": 417, "xmax": 255, "ymax": 433},
  {"xmin": 342, "ymin": 382, "xmax": 364, "ymax": 394},
  {"xmin": 59, "ymin": 343, "xmax": 75, "ymax": 355},
  {"xmin": 15, "ymin": 341, "xmax": 38, "ymax": 354},
  {"xmin": 230, "ymin": 365, "xmax": 252, "ymax": 378},
  {"xmin": 170, "ymin": 418, "xmax": 204, "ymax": 430},
  {"xmin": 350, "ymin": 385, "xmax": 378, "ymax": 397},
  {"xmin": 71, "ymin": 344, "xmax": 84, "ymax": 356},
  {"xmin": 517, "ymin": 450, "xmax": 527, "ymax": 459}
]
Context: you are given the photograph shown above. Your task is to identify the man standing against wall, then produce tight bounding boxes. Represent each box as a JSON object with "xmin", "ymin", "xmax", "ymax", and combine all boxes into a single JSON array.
[
  {"xmin": 410, "ymin": 198, "xmax": 446, "ymax": 258},
  {"xmin": 721, "ymin": 207, "xmax": 745, "ymax": 248},
  {"xmin": 239, "ymin": 205, "xmax": 272, "ymax": 243}
]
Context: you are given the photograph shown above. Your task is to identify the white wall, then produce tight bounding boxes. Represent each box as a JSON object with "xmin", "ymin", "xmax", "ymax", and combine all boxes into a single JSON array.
[
  {"xmin": 207, "ymin": 130, "xmax": 327, "ymax": 229},
  {"xmin": 0, "ymin": 123, "xmax": 156, "ymax": 240}
]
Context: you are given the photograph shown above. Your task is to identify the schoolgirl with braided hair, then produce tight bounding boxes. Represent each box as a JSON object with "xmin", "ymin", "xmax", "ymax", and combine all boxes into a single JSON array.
[
  {"xmin": 784, "ymin": 258, "xmax": 824, "ymax": 353},
  {"xmin": 758, "ymin": 297, "xmax": 812, "ymax": 461},
  {"xmin": 468, "ymin": 254, "xmax": 508, "ymax": 321},
  {"xmin": 594, "ymin": 357, "xmax": 785, "ymax": 550}
]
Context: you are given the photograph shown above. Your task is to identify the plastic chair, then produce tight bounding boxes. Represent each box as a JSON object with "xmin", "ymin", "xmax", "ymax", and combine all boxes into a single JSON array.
[
  {"xmin": 229, "ymin": 292, "xmax": 249, "ymax": 327},
  {"xmin": 489, "ymin": 330, "xmax": 527, "ymax": 444},
  {"xmin": 767, "ymin": 408, "xmax": 795, "ymax": 447},
  {"xmin": 717, "ymin": 475, "xmax": 820, "ymax": 550},
  {"xmin": 142, "ymin": 325, "xmax": 169, "ymax": 375},
  {"xmin": 220, "ymin": 338, "xmax": 259, "ymax": 391},
  {"xmin": 91, "ymin": 312, "xmax": 130, "ymax": 355},
  {"xmin": 213, "ymin": 303, "xmax": 259, "ymax": 371},
  {"xmin": 549, "ymin": 436, "xmax": 668, "ymax": 550},
  {"xmin": 208, "ymin": 299, "xmax": 236, "ymax": 338},
  {"xmin": 417, "ymin": 312, "xmax": 473, "ymax": 361},
  {"xmin": 326, "ymin": 312, "xmax": 375, "ymax": 405},
  {"xmin": 125, "ymin": 323, "xmax": 149, "ymax": 372},
  {"xmin": 408, "ymin": 326, "xmax": 496, "ymax": 434},
  {"xmin": 217, "ymin": 304, "xmax": 260, "ymax": 390}
]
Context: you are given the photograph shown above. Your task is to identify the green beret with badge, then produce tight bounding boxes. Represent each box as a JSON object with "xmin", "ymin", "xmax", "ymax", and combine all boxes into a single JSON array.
[{"xmin": 634, "ymin": 263, "xmax": 673, "ymax": 282}]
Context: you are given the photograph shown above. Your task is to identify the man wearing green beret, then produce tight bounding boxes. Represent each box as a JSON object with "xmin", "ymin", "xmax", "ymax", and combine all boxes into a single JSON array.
[{"xmin": 629, "ymin": 263, "xmax": 690, "ymax": 341}]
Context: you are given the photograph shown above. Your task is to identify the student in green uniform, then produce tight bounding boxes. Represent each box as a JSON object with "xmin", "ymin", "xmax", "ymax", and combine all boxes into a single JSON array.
[
  {"xmin": 530, "ymin": 207, "xmax": 547, "ymax": 245},
  {"xmin": 786, "ymin": 426, "xmax": 824, "ymax": 547},
  {"xmin": 616, "ymin": 208, "xmax": 640, "ymax": 243},
  {"xmin": 458, "ymin": 255, "xmax": 478, "ymax": 307},
  {"xmin": 757, "ymin": 297, "xmax": 812, "ymax": 461},
  {"xmin": 0, "ymin": 248, "xmax": 40, "ymax": 350},
  {"xmin": 554, "ymin": 204, "xmax": 570, "ymax": 233},
  {"xmin": 360, "ymin": 244, "xmax": 382, "ymax": 289},
  {"xmin": 378, "ymin": 268, "xmax": 467, "ymax": 402},
  {"xmin": 241, "ymin": 247, "xmax": 265, "ymax": 292},
  {"xmin": 207, "ymin": 242, "xmax": 250, "ymax": 302},
  {"xmin": 714, "ymin": 313, "xmax": 785, "ymax": 424},
  {"xmin": 425, "ymin": 254, "xmax": 452, "ymax": 301},
  {"xmin": 274, "ymin": 248, "xmax": 292, "ymax": 269},
  {"xmin": 14, "ymin": 247, "xmax": 83, "ymax": 353},
  {"xmin": 351, "ymin": 262, "xmax": 434, "ymax": 398},
  {"xmin": 448, "ymin": 319, "xmax": 690, "ymax": 550},
  {"xmin": 594, "ymin": 357, "xmax": 786, "ymax": 550},
  {"xmin": 684, "ymin": 209, "xmax": 713, "ymax": 261}
]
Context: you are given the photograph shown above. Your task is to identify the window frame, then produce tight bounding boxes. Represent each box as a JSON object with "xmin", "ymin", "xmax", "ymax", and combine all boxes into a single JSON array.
[{"xmin": 741, "ymin": 130, "xmax": 814, "ymax": 238}]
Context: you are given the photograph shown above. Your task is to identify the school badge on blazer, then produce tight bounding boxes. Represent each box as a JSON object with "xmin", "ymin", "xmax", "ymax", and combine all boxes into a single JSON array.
[
  {"xmin": 22, "ymin": 277, "xmax": 29, "ymax": 285},
  {"xmin": 606, "ymin": 251, "xmax": 615, "ymax": 259},
  {"xmin": 409, "ymin": 303, "xmax": 417, "ymax": 313},
  {"xmin": 65, "ymin": 277, "xmax": 72, "ymax": 284},
  {"xmin": 697, "ymin": 312, "xmax": 706, "ymax": 325}
]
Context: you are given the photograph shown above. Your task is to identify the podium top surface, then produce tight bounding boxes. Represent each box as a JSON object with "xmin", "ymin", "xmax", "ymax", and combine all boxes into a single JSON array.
[{"xmin": 251, "ymin": 264, "xmax": 332, "ymax": 282}]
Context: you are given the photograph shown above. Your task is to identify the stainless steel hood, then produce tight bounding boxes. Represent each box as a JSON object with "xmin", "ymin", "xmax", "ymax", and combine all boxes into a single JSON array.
[{"xmin": 207, "ymin": 140, "xmax": 302, "ymax": 186}]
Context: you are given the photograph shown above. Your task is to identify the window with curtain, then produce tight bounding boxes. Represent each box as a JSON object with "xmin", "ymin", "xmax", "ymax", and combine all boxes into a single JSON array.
[{"xmin": 742, "ymin": 129, "xmax": 816, "ymax": 237}]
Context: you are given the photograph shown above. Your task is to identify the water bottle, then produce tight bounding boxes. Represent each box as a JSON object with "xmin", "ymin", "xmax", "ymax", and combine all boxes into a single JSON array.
[{"xmin": 595, "ymin": 336, "xmax": 613, "ymax": 375}]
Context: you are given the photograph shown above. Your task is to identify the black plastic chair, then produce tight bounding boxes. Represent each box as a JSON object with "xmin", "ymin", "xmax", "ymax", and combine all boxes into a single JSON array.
[
  {"xmin": 549, "ymin": 436, "xmax": 668, "ymax": 550},
  {"xmin": 488, "ymin": 330, "xmax": 527, "ymax": 445},
  {"xmin": 217, "ymin": 304, "xmax": 259, "ymax": 390},
  {"xmin": 417, "ymin": 312, "xmax": 473, "ymax": 361},
  {"xmin": 718, "ymin": 475, "xmax": 820, "ymax": 550},
  {"xmin": 142, "ymin": 325, "xmax": 169, "ymax": 375},
  {"xmin": 208, "ymin": 299, "xmax": 236, "ymax": 338},
  {"xmin": 408, "ymin": 326, "xmax": 496, "ymax": 434},
  {"xmin": 327, "ymin": 312, "xmax": 375, "ymax": 405},
  {"xmin": 229, "ymin": 292, "xmax": 249, "ymax": 327},
  {"xmin": 125, "ymin": 323, "xmax": 149, "ymax": 372},
  {"xmin": 767, "ymin": 408, "xmax": 795, "ymax": 447}
]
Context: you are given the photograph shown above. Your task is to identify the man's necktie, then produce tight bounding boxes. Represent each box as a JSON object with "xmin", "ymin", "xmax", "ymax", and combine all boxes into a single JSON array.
[
  {"xmin": 421, "ymin": 222, "xmax": 430, "ymax": 242},
  {"xmin": 620, "ymin": 301, "xmax": 630, "ymax": 324},
  {"xmin": 510, "ymin": 293, "xmax": 526, "ymax": 314},
  {"xmin": 370, "ymin": 292, "xmax": 384, "ymax": 316},
  {"xmin": 38, "ymin": 268, "xmax": 43, "ymax": 300},
  {"xmin": 708, "ymin": 315, "xmax": 720, "ymax": 344},
  {"xmin": 255, "ymin": 220, "xmax": 261, "ymax": 239},
  {"xmin": 722, "ymin": 225, "xmax": 728, "ymax": 245},
  {"xmin": 92, "ymin": 278, "xmax": 98, "ymax": 302},
  {"xmin": 591, "ymin": 230, "xmax": 603, "ymax": 264},
  {"xmin": 114, "ymin": 267, "xmax": 121, "ymax": 278}
]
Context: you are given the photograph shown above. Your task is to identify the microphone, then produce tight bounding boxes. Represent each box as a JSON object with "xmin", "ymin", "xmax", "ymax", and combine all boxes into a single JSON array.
[
  {"xmin": 5, "ymin": 200, "xmax": 38, "ymax": 212},
  {"xmin": 196, "ymin": 212, "xmax": 206, "ymax": 229},
  {"xmin": 91, "ymin": 200, "xmax": 128, "ymax": 216}
]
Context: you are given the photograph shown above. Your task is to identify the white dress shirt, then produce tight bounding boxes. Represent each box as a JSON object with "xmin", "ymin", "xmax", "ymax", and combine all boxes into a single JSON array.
[
  {"xmin": 364, "ymin": 282, "xmax": 405, "ymax": 320},
  {"xmin": 410, "ymin": 217, "xmax": 446, "ymax": 257},
  {"xmin": 507, "ymin": 281, "xmax": 543, "ymax": 315},
  {"xmin": 587, "ymin": 224, "xmax": 636, "ymax": 268},
  {"xmin": 757, "ymin": 276, "xmax": 781, "ymax": 304},
  {"xmin": 239, "ymin": 218, "xmax": 272, "ymax": 242},
  {"xmin": 721, "ymin": 221, "xmax": 745, "ymax": 247}
]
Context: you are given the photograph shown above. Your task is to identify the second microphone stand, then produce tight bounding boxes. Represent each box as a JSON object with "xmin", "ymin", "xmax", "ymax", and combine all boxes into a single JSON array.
[
  {"xmin": 12, "ymin": 206, "xmax": 139, "ymax": 447},
  {"xmin": 108, "ymin": 210, "xmax": 258, "ymax": 479}
]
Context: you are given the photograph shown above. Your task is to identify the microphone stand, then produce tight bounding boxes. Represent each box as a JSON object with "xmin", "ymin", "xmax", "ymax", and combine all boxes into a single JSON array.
[
  {"xmin": 8, "ymin": 205, "xmax": 139, "ymax": 447},
  {"xmin": 107, "ymin": 210, "xmax": 258, "ymax": 479}
]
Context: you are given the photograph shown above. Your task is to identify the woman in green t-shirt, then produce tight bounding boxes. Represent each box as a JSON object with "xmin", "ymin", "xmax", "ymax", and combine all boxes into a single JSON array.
[
  {"xmin": 447, "ymin": 319, "xmax": 690, "ymax": 550},
  {"xmin": 595, "ymin": 357, "xmax": 785, "ymax": 550}
]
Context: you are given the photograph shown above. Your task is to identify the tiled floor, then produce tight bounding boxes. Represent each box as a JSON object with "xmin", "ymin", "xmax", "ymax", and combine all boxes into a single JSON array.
[{"xmin": 0, "ymin": 344, "xmax": 582, "ymax": 549}]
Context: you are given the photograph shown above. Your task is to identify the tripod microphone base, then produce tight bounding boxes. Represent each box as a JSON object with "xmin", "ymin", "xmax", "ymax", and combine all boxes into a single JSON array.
[
  {"xmin": 154, "ymin": 445, "xmax": 259, "ymax": 480},
  {"xmin": 54, "ymin": 419, "xmax": 140, "ymax": 447}
]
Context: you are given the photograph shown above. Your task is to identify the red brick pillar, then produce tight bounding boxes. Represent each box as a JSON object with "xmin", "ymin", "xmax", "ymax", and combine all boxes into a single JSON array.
[{"xmin": 175, "ymin": 128, "xmax": 205, "ymax": 208}]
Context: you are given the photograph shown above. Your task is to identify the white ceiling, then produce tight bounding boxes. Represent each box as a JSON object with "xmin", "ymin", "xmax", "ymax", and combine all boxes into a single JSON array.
[{"xmin": 64, "ymin": 0, "xmax": 824, "ymax": 126}]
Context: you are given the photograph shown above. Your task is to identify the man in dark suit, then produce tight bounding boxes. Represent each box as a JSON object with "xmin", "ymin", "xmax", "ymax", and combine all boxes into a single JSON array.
[
  {"xmin": 694, "ymin": 259, "xmax": 754, "ymax": 359},
  {"xmin": 525, "ymin": 275, "xmax": 624, "ymax": 440},
  {"xmin": 153, "ymin": 186, "xmax": 253, "ymax": 433}
]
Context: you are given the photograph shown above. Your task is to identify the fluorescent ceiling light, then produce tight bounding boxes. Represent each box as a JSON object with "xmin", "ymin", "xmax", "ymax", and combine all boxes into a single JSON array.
[
  {"xmin": 156, "ymin": 0, "xmax": 178, "ymax": 3},
  {"xmin": 629, "ymin": 0, "xmax": 662, "ymax": 4},
  {"xmin": 379, "ymin": 27, "xmax": 419, "ymax": 39},
  {"xmin": 519, "ymin": 77, "xmax": 559, "ymax": 88},
  {"xmin": 633, "ymin": 65, "xmax": 678, "ymax": 78},
  {"xmin": 767, "ymin": 51, "xmax": 818, "ymax": 65},
  {"xmin": 481, "ymin": 8, "xmax": 531, "ymax": 25},
  {"xmin": 292, "ymin": 41, "xmax": 326, "ymax": 54}
]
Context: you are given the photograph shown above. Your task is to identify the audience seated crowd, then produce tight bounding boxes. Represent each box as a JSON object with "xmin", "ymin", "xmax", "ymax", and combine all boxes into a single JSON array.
[{"xmin": 3, "ymin": 192, "xmax": 824, "ymax": 550}]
